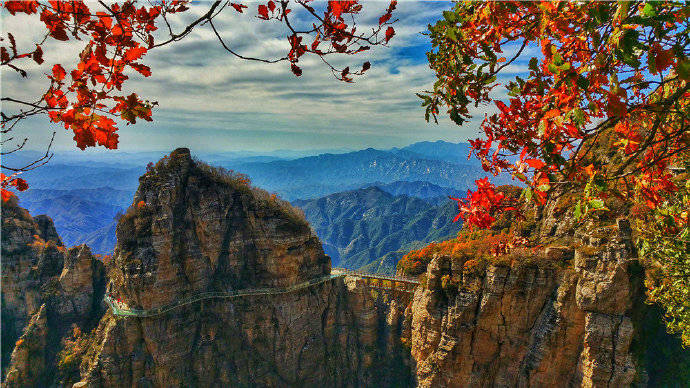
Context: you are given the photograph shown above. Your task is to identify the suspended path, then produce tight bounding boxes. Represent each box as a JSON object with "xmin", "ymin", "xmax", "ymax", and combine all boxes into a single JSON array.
[{"xmin": 105, "ymin": 269, "xmax": 419, "ymax": 318}]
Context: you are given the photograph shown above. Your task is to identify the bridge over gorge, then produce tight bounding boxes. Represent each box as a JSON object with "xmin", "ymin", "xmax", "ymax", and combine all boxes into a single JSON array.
[{"xmin": 105, "ymin": 269, "xmax": 420, "ymax": 318}]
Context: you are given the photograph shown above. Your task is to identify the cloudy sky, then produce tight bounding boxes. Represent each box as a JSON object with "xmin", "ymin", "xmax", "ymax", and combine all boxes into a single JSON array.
[{"xmin": 2, "ymin": 1, "xmax": 502, "ymax": 154}]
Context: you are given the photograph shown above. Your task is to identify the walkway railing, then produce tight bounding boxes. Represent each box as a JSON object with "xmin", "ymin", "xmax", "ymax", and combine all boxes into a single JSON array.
[
  {"xmin": 105, "ymin": 269, "xmax": 420, "ymax": 318},
  {"xmin": 332, "ymin": 268, "xmax": 419, "ymax": 284},
  {"xmin": 105, "ymin": 273, "xmax": 342, "ymax": 318}
]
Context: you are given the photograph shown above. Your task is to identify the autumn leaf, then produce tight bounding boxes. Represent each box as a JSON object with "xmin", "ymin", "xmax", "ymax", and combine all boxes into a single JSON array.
[
  {"xmin": 1, "ymin": 189, "xmax": 14, "ymax": 202},
  {"xmin": 14, "ymin": 178, "xmax": 28, "ymax": 191},
  {"xmin": 32, "ymin": 45, "xmax": 44, "ymax": 64},
  {"xmin": 525, "ymin": 159, "xmax": 545, "ymax": 169},
  {"xmin": 230, "ymin": 3, "xmax": 247, "ymax": 13},
  {"xmin": 385, "ymin": 27, "xmax": 395, "ymax": 43},
  {"xmin": 123, "ymin": 46, "xmax": 147, "ymax": 62},
  {"xmin": 130, "ymin": 63, "xmax": 152, "ymax": 77},
  {"xmin": 52, "ymin": 64, "xmax": 66, "ymax": 81},
  {"xmin": 257, "ymin": 4, "xmax": 269, "ymax": 19},
  {"xmin": 291, "ymin": 63, "xmax": 302, "ymax": 76}
]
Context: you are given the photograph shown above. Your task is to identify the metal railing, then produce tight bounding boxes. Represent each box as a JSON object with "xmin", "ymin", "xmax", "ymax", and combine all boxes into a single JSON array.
[
  {"xmin": 332, "ymin": 268, "xmax": 419, "ymax": 284},
  {"xmin": 106, "ymin": 268, "xmax": 420, "ymax": 318},
  {"xmin": 105, "ymin": 273, "xmax": 342, "ymax": 318}
]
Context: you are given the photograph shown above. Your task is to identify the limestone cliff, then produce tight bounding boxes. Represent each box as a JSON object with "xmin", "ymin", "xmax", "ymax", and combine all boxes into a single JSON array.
[
  {"xmin": 2, "ymin": 198, "xmax": 64, "ymax": 370},
  {"xmin": 399, "ymin": 193, "xmax": 690, "ymax": 387},
  {"xmin": 77, "ymin": 148, "xmax": 412, "ymax": 387},
  {"xmin": 1, "ymin": 198, "xmax": 106, "ymax": 386}
]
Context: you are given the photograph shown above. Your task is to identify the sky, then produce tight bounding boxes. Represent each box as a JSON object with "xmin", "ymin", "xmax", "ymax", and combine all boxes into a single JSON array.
[{"xmin": 1, "ymin": 1, "xmax": 505, "ymax": 154}]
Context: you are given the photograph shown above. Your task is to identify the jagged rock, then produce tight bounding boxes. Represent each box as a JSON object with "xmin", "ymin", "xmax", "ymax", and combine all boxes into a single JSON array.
[
  {"xmin": 579, "ymin": 313, "xmax": 636, "ymax": 387},
  {"xmin": 79, "ymin": 149, "xmax": 412, "ymax": 387},
  {"xmin": 1, "ymin": 198, "xmax": 65, "ymax": 376},
  {"xmin": 34, "ymin": 214, "xmax": 63, "ymax": 246},
  {"xmin": 112, "ymin": 147, "xmax": 329, "ymax": 310},
  {"xmin": 4, "ymin": 305, "xmax": 49, "ymax": 387},
  {"xmin": 408, "ymin": 254, "xmax": 563, "ymax": 387},
  {"xmin": 1, "ymin": 199, "xmax": 106, "ymax": 386},
  {"xmin": 56, "ymin": 245, "xmax": 102, "ymax": 316},
  {"xmin": 402, "ymin": 209, "xmax": 654, "ymax": 387}
]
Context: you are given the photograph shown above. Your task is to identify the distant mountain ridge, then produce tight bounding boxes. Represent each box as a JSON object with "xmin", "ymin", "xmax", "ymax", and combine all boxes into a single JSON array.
[
  {"xmin": 20, "ymin": 187, "xmax": 133, "ymax": 208},
  {"xmin": 228, "ymin": 147, "xmax": 491, "ymax": 200},
  {"xmin": 391, "ymin": 140, "xmax": 475, "ymax": 166},
  {"xmin": 370, "ymin": 180, "xmax": 462, "ymax": 203},
  {"xmin": 10, "ymin": 141, "xmax": 494, "ymax": 255},
  {"xmin": 18, "ymin": 190, "xmax": 125, "ymax": 253},
  {"xmin": 293, "ymin": 186, "xmax": 461, "ymax": 274}
]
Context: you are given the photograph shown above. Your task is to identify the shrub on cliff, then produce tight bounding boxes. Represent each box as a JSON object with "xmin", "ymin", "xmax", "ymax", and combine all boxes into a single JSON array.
[{"xmin": 638, "ymin": 166, "xmax": 690, "ymax": 346}]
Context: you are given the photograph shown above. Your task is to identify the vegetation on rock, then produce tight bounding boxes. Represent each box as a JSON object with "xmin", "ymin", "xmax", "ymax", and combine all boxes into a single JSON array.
[{"xmin": 637, "ymin": 163, "xmax": 690, "ymax": 346}]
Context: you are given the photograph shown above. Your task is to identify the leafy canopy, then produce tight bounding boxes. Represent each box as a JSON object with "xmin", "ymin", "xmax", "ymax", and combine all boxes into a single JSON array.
[{"xmin": 420, "ymin": 1, "xmax": 689, "ymax": 227}]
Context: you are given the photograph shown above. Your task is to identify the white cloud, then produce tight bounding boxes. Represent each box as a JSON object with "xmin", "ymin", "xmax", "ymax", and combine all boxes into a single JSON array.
[{"xmin": 1, "ymin": 1, "xmax": 498, "ymax": 153}]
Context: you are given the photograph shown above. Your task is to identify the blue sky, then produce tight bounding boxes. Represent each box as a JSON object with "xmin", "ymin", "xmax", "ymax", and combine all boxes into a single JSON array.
[{"xmin": 2, "ymin": 1, "xmax": 505, "ymax": 154}]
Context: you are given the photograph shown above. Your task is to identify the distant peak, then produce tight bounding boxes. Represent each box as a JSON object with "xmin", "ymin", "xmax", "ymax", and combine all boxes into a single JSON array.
[{"xmin": 170, "ymin": 147, "xmax": 191, "ymax": 158}]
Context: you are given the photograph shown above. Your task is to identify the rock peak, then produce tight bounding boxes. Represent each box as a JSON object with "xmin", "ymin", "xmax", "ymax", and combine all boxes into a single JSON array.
[
  {"xmin": 115, "ymin": 153, "xmax": 328, "ymax": 309},
  {"xmin": 170, "ymin": 147, "xmax": 191, "ymax": 157}
]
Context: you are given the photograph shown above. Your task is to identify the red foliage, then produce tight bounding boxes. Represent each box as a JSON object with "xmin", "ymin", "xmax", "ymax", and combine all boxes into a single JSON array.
[
  {"xmin": 450, "ymin": 177, "xmax": 516, "ymax": 229},
  {"xmin": 398, "ymin": 231, "xmax": 522, "ymax": 276},
  {"xmin": 1, "ymin": 173, "xmax": 28, "ymax": 201},
  {"xmin": 422, "ymin": 2, "xmax": 689, "ymax": 226}
]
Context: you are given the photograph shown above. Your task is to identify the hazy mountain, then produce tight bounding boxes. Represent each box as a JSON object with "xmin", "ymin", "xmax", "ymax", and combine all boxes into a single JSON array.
[
  {"xmin": 372, "ymin": 181, "xmax": 463, "ymax": 203},
  {"xmin": 20, "ymin": 187, "xmax": 134, "ymax": 208},
  {"xmin": 79, "ymin": 218, "xmax": 119, "ymax": 254},
  {"xmin": 391, "ymin": 140, "xmax": 475, "ymax": 166},
  {"xmin": 293, "ymin": 186, "xmax": 461, "ymax": 274},
  {"xmin": 229, "ymin": 147, "xmax": 488, "ymax": 200},
  {"xmin": 18, "ymin": 195, "xmax": 123, "ymax": 253},
  {"xmin": 17, "ymin": 164, "xmax": 144, "ymax": 190}
]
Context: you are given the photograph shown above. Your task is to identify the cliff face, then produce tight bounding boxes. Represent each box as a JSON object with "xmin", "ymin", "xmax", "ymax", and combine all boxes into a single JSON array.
[
  {"xmin": 2, "ymin": 199, "xmax": 64, "ymax": 362},
  {"xmin": 78, "ymin": 148, "xmax": 412, "ymax": 387},
  {"xmin": 4, "ymin": 149, "xmax": 686, "ymax": 387},
  {"xmin": 401, "ymin": 204, "xmax": 689, "ymax": 387},
  {"xmin": 1, "ymin": 199, "xmax": 106, "ymax": 386}
]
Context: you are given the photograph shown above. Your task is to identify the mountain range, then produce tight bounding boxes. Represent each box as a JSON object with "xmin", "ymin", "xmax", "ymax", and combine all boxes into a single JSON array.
[
  {"xmin": 13, "ymin": 141, "xmax": 499, "ymax": 267},
  {"xmin": 17, "ymin": 191, "xmax": 125, "ymax": 250},
  {"xmin": 294, "ymin": 186, "xmax": 461, "ymax": 274},
  {"xmin": 224, "ymin": 147, "xmax": 488, "ymax": 200}
]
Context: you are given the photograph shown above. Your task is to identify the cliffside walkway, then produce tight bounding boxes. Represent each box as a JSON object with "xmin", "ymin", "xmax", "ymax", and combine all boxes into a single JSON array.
[
  {"xmin": 332, "ymin": 268, "xmax": 419, "ymax": 284},
  {"xmin": 106, "ymin": 270, "xmax": 419, "ymax": 318},
  {"xmin": 333, "ymin": 268, "xmax": 419, "ymax": 293}
]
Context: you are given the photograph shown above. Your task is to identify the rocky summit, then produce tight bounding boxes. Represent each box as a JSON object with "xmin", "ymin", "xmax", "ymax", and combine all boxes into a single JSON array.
[
  {"xmin": 2, "ymin": 149, "xmax": 688, "ymax": 387},
  {"xmin": 59, "ymin": 148, "xmax": 409, "ymax": 387}
]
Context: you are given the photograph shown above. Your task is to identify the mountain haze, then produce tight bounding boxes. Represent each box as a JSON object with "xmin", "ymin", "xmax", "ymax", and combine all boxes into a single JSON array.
[
  {"xmin": 10, "ymin": 141, "xmax": 489, "ymax": 256},
  {"xmin": 228, "ymin": 147, "xmax": 487, "ymax": 200}
]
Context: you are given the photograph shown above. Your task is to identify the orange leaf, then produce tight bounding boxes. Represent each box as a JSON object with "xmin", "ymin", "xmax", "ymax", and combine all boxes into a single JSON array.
[
  {"xmin": 52, "ymin": 64, "xmax": 66, "ymax": 81},
  {"xmin": 123, "ymin": 46, "xmax": 147, "ymax": 62}
]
